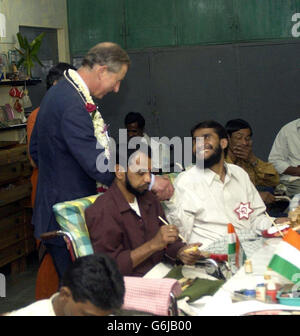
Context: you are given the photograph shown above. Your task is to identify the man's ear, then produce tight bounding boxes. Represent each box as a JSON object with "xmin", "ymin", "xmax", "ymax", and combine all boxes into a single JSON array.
[
  {"xmin": 59, "ymin": 286, "xmax": 72, "ymax": 300},
  {"xmin": 96, "ymin": 64, "xmax": 108, "ymax": 79},
  {"xmin": 226, "ymin": 136, "xmax": 233, "ymax": 149},
  {"xmin": 115, "ymin": 164, "xmax": 125, "ymax": 180},
  {"xmin": 220, "ymin": 138, "xmax": 228, "ymax": 151}
]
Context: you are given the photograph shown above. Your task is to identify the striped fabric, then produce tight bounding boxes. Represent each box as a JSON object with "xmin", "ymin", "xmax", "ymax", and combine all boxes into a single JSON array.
[
  {"xmin": 52, "ymin": 194, "xmax": 100, "ymax": 258},
  {"xmin": 122, "ymin": 276, "xmax": 182, "ymax": 316}
]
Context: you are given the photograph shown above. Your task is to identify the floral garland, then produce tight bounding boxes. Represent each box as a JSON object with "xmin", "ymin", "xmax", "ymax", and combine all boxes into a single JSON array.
[{"xmin": 64, "ymin": 69, "xmax": 110, "ymax": 190}]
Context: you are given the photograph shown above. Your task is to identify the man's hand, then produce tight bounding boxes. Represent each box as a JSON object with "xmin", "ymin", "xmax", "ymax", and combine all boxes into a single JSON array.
[
  {"xmin": 232, "ymin": 144, "xmax": 254, "ymax": 162},
  {"xmin": 131, "ymin": 225, "xmax": 180, "ymax": 269},
  {"xmin": 274, "ymin": 217, "xmax": 291, "ymax": 225},
  {"xmin": 259, "ymin": 191, "xmax": 275, "ymax": 205},
  {"xmin": 152, "ymin": 175, "xmax": 174, "ymax": 201},
  {"xmin": 177, "ymin": 243, "xmax": 203, "ymax": 265},
  {"xmin": 284, "ymin": 166, "xmax": 300, "ymax": 177},
  {"xmin": 150, "ymin": 225, "xmax": 179, "ymax": 251}
]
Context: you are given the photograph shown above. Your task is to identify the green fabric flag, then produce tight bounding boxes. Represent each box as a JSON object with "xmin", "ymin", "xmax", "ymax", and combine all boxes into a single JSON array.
[{"xmin": 165, "ymin": 265, "xmax": 224, "ymax": 302}]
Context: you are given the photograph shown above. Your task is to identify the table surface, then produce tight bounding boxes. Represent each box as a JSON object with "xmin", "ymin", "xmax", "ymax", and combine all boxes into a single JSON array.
[
  {"xmin": 144, "ymin": 237, "xmax": 300, "ymax": 315},
  {"xmin": 191, "ymin": 237, "xmax": 300, "ymax": 315}
]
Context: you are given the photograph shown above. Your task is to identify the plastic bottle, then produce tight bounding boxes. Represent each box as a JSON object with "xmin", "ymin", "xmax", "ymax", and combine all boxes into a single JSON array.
[
  {"xmin": 244, "ymin": 259, "xmax": 253, "ymax": 274},
  {"xmin": 264, "ymin": 272, "xmax": 278, "ymax": 303},
  {"xmin": 256, "ymin": 283, "xmax": 266, "ymax": 302}
]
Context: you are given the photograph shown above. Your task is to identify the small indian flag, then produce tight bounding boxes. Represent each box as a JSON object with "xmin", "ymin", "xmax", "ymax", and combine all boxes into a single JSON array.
[
  {"xmin": 268, "ymin": 228, "xmax": 300, "ymax": 283},
  {"xmin": 228, "ymin": 223, "xmax": 246, "ymax": 272}
]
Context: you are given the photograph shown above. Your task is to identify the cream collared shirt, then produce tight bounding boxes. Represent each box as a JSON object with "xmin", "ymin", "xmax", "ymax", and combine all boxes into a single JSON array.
[
  {"xmin": 164, "ymin": 163, "xmax": 271, "ymax": 250},
  {"xmin": 268, "ymin": 118, "xmax": 300, "ymax": 182}
]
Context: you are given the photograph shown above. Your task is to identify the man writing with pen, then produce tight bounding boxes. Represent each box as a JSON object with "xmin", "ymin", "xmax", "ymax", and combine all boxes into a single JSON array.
[{"xmin": 85, "ymin": 142, "xmax": 202, "ymax": 276}]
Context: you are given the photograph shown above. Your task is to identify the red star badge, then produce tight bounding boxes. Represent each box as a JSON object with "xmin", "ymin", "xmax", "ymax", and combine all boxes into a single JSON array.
[{"xmin": 234, "ymin": 202, "xmax": 254, "ymax": 220}]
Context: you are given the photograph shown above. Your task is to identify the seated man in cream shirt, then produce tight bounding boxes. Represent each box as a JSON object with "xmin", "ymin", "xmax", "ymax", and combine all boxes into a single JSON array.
[
  {"xmin": 164, "ymin": 120, "xmax": 286, "ymax": 253},
  {"xmin": 268, "ymin": 118, "xmax": 300, "ymax": 198}
]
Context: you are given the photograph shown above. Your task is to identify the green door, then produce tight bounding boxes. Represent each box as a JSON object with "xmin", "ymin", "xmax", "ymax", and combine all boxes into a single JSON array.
[
  {"xmin": 234, "ymin": 0, "xmax": 300, "ymax": 41},
  {"xmin": 177, "ymin": 0, "xmax": 236, "ymax": 46},
  {"xmin": 125, "ymin": 0, "xmax": 177, "ymax": 49},
  {"xmin": 67, "ymin": 0, "xmax": 125, "ymax": 56}
]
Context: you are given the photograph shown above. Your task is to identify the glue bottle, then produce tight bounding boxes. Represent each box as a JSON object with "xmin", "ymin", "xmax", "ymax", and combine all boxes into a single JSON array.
[
  {"xmin": 264, "ymin": 272, "xmax": 277, "ymax": 303},
  {"xmin": 244, "ymin": 259, "xmax": 253, "ymax": 274},
  {"xmin": 256, "ymin": 283, "xmax": 266, "ymax": 302}
]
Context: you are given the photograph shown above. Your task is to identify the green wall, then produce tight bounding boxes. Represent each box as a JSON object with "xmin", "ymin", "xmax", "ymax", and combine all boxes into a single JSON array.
[{"xmin": 67, "ymin": 0, "xmax": 300, "ymax": 56}]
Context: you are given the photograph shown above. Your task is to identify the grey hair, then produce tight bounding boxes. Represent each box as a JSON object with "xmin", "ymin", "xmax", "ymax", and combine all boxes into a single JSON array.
[{"xmin": 82, "ymin": 42, "xmax": 130, "ymax": 73}]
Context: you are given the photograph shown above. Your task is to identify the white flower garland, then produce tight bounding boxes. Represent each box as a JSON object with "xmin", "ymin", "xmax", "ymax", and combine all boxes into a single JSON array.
[{"xmin": 64, "ymin": 69, "xmax": 110, "ymax": 190}]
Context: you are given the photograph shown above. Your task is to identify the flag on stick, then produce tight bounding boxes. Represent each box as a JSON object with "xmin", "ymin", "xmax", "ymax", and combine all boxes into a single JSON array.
[{"xmin": 228, "ymin": 223, "xmax": 246, "ymax": 273}]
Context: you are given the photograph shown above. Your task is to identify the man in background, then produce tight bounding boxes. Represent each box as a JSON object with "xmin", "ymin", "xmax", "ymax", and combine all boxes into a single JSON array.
[
  {"xmin": 124, "ymin": 111, "xmax": 171, "ymax": 173},
  {"xmin": 268, "ymin": 118, "xmax": 300, "ymax": 198},
  {"xmin": 225, "ymin": 118, "xmax": 279, "ymax": 206}
]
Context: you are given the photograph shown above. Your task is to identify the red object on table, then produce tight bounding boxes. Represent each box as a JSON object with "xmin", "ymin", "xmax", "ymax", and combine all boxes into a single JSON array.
[
  {"xmin": 209, "ymin": 254, "xmax": 228, "ymax": 262},
  {"xmin": 262, "ymin": 227, "xmax": 289, "ymax": 238}
]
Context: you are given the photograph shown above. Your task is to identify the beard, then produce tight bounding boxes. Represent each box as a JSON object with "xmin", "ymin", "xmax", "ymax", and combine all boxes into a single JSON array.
[
  {"xmin": 204, "ymin": 144, "xmax": 223, "ymax": 168},
  {"xmin": 125, "ymin": 173, "xmax": 148, "ymax": 197},
  {"xmin": 194, "ymin": 144, "xmax": 223, "ymax": 169}
]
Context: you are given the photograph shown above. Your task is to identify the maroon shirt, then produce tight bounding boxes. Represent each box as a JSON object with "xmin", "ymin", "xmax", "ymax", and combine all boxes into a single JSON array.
[{"xmin": 85, "ymin": 181, "xmax": 185, "ymax": 276}]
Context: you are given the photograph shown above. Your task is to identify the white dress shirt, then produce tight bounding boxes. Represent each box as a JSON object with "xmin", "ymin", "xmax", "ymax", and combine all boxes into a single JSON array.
[
  {"xmin": 164, "ymin": 163, "xmax": 271, "ymax": 251},
  {"xmin": 129, "ymin": 197, "xmax": 141, "ymax": 217},
  {"xmin": 4, "ymin": 293, "xmax": 58, "ymax": 316},
  {"xmin": 268, "ymin": 118, "xmax": 300, "ymax": 182}
]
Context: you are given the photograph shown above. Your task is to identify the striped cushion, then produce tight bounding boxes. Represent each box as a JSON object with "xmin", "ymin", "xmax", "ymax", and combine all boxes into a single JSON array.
[{"xmin": 52, "ymin": 194, "xmax": 100, "ymax": 258}]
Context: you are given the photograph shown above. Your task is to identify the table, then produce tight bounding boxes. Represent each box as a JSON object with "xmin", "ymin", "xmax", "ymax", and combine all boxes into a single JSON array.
[
  {"xmin": 191, "ymin": 238, "xmax": 300, "ymax": 315},
  {"xmin": 144, "ymin": 237, "xmax": 300, "ymax": 315}
]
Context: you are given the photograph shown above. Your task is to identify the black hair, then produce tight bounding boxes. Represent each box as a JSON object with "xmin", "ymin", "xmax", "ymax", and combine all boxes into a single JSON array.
[
  {"xmin": 61, "ymin": 253, "xmax": 125, "ymax": 311},
  {"xmin": 190, "ymin": 120, "xmax": 228, "ymax": 140},
  {"xmin": 46, "ymin": 62, "xmax": 77, "ymax": 90},
  {"xmin": 225, "ymin": 118, "xmax": 253, "ymax": 137},
  {"xmin": 124, "ymin": 112, "xmax": 145, "ymax": 130},
  {"xmin": 190, "ymin": 120, "xmax": 228, "ymax": 155}
]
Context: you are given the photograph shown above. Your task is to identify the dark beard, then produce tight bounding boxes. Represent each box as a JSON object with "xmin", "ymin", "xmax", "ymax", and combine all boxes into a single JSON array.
[
  {"xmin": 204, "ymin": 144, "xmax": 223, "ymax": 168},
  {"xmin": 125, "ymin": 173, "xmax": 147, "ymax": 197}
]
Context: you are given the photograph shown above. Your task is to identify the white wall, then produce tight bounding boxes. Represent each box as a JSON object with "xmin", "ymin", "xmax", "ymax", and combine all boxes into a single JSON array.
[
  {"xmin": 0, "ymin": 0, "xmax": 70, "ymax": 61},
  {"xmin": 0, "ymin": 0, "xmax": 70, "ymax": 142}
]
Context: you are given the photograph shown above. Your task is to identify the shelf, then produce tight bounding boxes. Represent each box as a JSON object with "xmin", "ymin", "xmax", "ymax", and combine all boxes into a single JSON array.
[
  {"xmin": 0, "ymin": 79, "xmax": 42, "ymax": 87},
  {"xmin": 0, "ymin": 123, "xmax": 27, "ymax": 132}
]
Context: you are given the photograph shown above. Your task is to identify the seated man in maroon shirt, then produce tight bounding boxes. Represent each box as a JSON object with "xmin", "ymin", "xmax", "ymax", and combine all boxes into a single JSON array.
[{"xmin": 85, "ymin": 143, "xmax": 202, "ymax": 276}]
